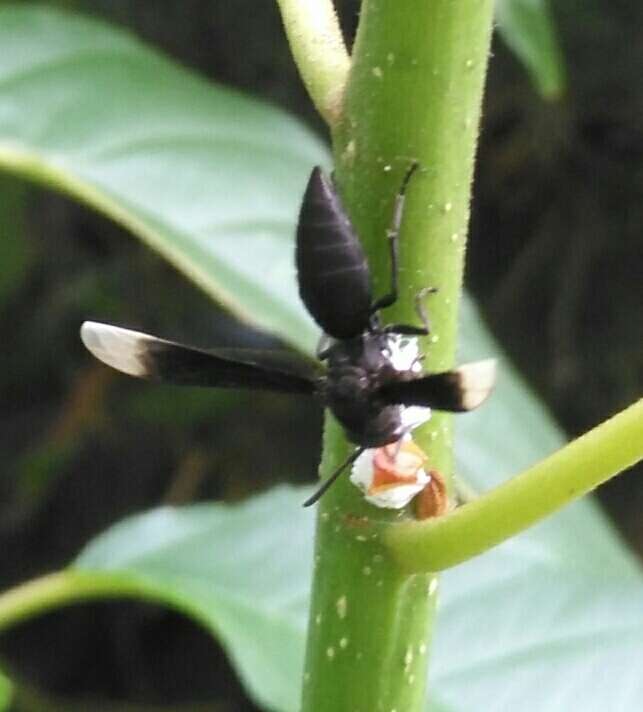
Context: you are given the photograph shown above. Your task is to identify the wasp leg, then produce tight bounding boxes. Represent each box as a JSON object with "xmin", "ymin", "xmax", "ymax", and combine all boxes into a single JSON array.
[
  {"xmin": 384, "ymin": 286, "xmax": 438, "ymax": 335},
  {"xmin": 370, "ymin": 161, "xmax": 420, "ymax": 315}
]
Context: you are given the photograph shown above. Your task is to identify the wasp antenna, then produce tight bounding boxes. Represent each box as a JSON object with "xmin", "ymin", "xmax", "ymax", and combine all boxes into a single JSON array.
[{"xmin": 303, "ymin": 447, "xmax": 365, "ymax": 507}]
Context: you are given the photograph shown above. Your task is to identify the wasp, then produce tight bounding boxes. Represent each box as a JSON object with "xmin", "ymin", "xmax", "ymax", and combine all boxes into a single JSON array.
[{"xmin": 81, "ymin": 164, "xmax": 495, "ymax": 506}]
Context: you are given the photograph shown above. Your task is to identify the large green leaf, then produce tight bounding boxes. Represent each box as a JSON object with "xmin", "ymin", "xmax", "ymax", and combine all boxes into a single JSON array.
[
  {"xmin": 74, "ymin": 477, "xmax": 643, "ymax": 712},
  {"xmin": 496, "ymin": 0, "xmax": 566, "ymax": 99},
  {"xmin": 72, "ymin": 303, "xmax": 643, "ymax": 712},
  {"xmin": 76, "ymin": 487, "xmax": 311, "ymax": 712},
  {"xmin": 0, "ymin": 4, "xmax": 325, "ymax": 353},
  {"xmin": 429, "ymin": 541, "xmax": 643, "ymax": 712}
]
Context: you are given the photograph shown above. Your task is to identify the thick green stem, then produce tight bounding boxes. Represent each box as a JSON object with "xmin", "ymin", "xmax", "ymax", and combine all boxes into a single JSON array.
[
  {"xmin": 275, "ymin": 0, "xmax": 349, "ymax": 126},
  {"xmin": 301, "ymin": 1, "xmax": 494, "ymax": 710},
  {"xmin": 301, "ymin": 418, "xmax": 437, "ymax": 712},
  {"xmin": 387, "ymin": 398, "xmax": 643, "ymax": 572}
]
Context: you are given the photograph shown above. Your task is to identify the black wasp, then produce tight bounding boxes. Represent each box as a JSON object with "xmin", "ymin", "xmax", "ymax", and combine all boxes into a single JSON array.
[{"xmin": 81, "ymin": 164, "xmax": 496, "ymax": 506}]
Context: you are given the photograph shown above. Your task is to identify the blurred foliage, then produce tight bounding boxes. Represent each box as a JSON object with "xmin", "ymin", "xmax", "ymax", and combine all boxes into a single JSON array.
[
  {"xmin": 0, "ymin": 1, "xmax": 640, "ymax": 711},
  {"xmin": 0, "ymin": 178, "xmax": 31, "ymax": 308},
  {"xmin": 0, "ymin": 672, "xmax": 10, "ymax": 710},
  {"xmin": 495, "ymin": 0, "xmax": 566, "ymax": 98}
]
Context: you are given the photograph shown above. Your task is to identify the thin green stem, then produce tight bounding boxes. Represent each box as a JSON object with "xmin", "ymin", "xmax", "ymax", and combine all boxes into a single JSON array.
[
  {"xmin": 301, "ymin": 1, "xmax": 495, "ymax": 710},
  {"xmin": 275, "ymin": 0, "xmax": 350, "ymax": 126},
  {"xmin": 0, "ymin": 570, "xmax": 149, "ymax": 633},
  {"xmin": 387, "ymin": 399, "xmax": 643, "ymax": 572}
]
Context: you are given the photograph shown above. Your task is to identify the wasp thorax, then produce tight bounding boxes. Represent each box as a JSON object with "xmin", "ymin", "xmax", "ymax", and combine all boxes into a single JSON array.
[{"xmin": 322, "ymin": 333, "xmax": 431, "ymax": 448}]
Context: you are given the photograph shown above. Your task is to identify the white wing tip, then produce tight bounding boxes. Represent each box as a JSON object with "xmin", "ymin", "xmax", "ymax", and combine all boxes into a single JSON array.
[
  {"xmin": 457, "ymin": 358, "xmax": 497, "ymax": 410},
  {"xmin": 80, "ymin": 321, "xmax": 152, "ymax": 377}
]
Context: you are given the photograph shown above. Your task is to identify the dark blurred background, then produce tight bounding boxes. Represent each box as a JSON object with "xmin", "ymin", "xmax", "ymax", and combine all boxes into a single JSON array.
[{"xmin": 0, "ymin": 1, "xmax": 641, "ymax": 710}]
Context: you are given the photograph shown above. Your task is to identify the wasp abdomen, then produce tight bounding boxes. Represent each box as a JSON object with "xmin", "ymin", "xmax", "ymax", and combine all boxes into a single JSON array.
[{"xmin": 296, "ymin": 168, "xmax": 372, "ymax": 339}]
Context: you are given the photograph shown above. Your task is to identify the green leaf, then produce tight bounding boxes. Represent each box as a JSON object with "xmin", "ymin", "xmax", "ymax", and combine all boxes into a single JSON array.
[
  {"xmin": 0, "ymin": 4, "xmax": 326, "ymax": 353},
  {"xmin": 0, "ymin": 669, "xmax": 12, "ymax": 710},
  {"xmin": 76, "ymin": 486, "xmax": 312, "ymax": 712},
  {"xmin": 429, "ymin": 543, "xmax": 643, "ymax": 711},
  {"xmin": 496, "ymin": 0, "xmax": 566, "ymax": 99}
]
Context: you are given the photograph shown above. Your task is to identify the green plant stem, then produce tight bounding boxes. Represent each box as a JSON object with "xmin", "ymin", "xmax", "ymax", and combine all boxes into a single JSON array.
[
  {"xmin": 301, "ymin": 418, "xmax": 439, "ymax": 712},
  {"xmin": 275, "ymin": 0, "xmax": 349, "ymax": 126},
  {"xmin": 301, "ymin": 1, "xmax": 495, "ymax": 710},
  {"xmin": 0, "ymin": 571, "xmax": 148, "ymax": 633},
  {"xmin": 387, "ymin": 398, "xmax": 643, "ymax": 572}
]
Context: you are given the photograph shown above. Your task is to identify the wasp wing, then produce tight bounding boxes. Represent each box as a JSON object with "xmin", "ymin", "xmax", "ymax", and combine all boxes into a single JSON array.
[
  {"xmin": 379, "ymin": 359, "xmax": 497, "ymax": 412},
  {"xmin": 296, "ymin": 167, "xmax": 373, "ymax": 339},
  {"xmin": 80, "ymin": 322, "xmax": 320, "ymax": 394}
]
